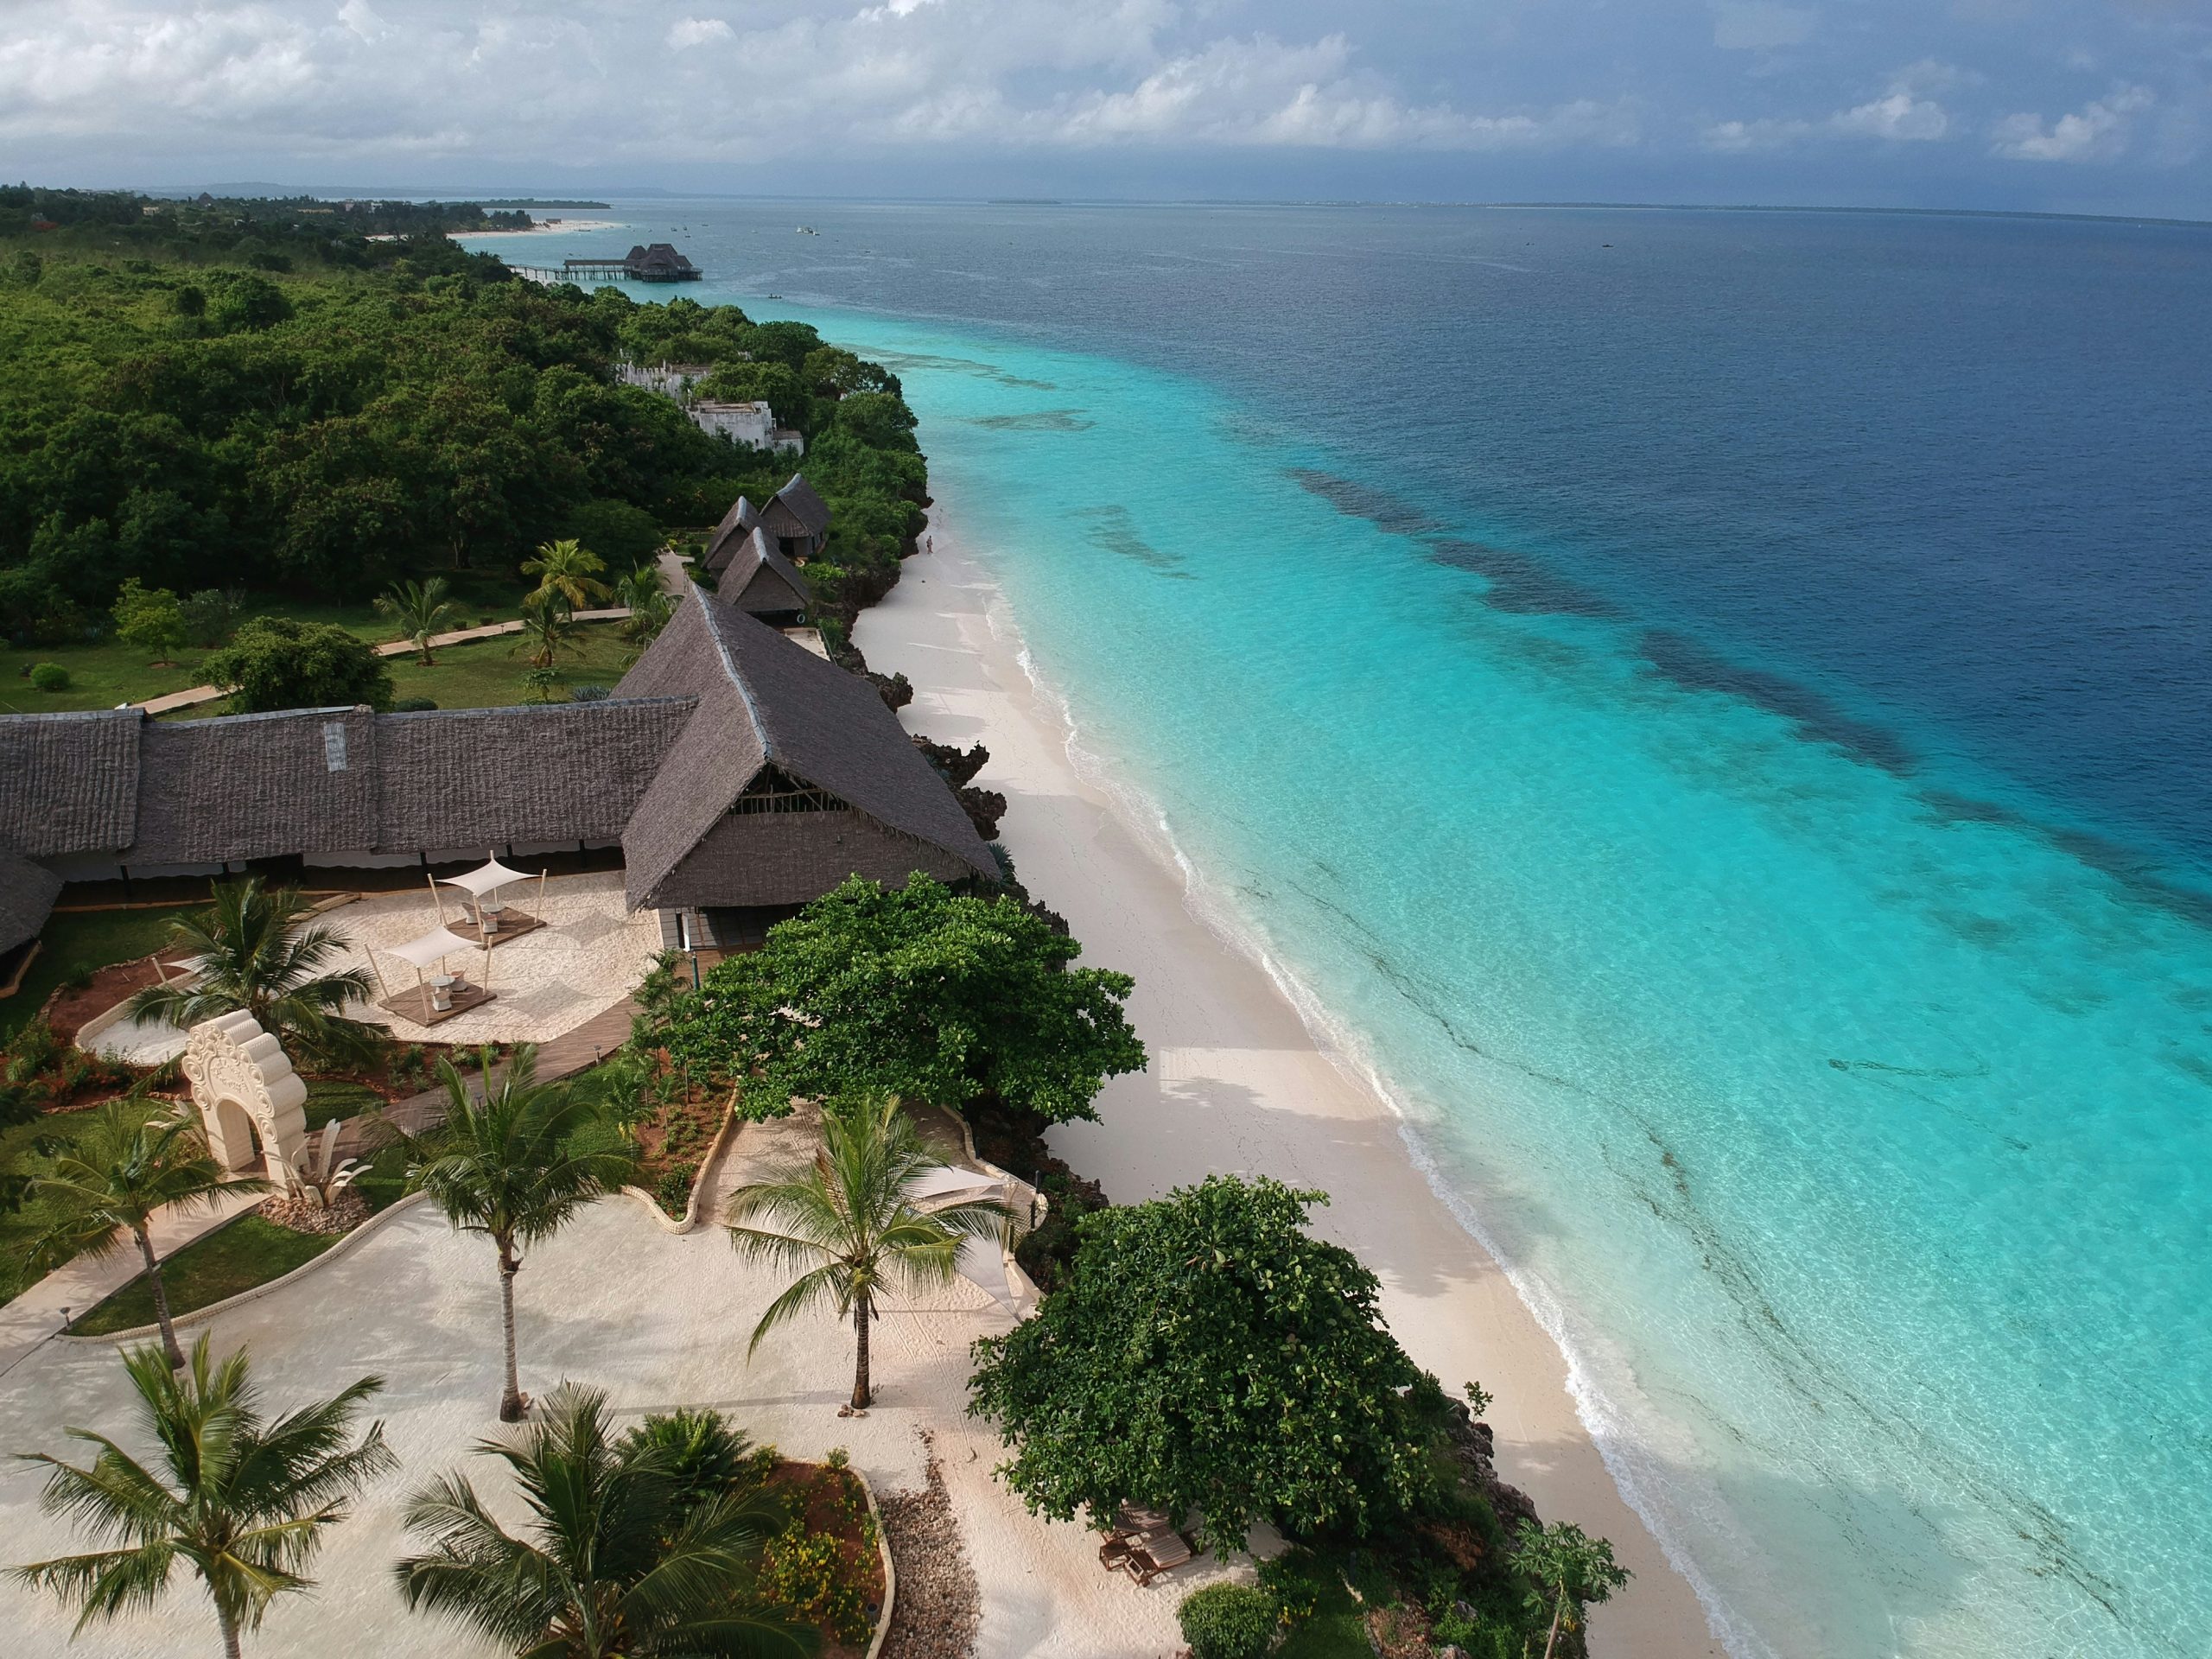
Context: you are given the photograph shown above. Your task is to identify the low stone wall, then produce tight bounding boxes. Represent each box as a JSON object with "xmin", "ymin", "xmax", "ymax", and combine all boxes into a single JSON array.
[{"xmin": 618, "ymin": 1100, "xmax": 743, "ymax": 1235}]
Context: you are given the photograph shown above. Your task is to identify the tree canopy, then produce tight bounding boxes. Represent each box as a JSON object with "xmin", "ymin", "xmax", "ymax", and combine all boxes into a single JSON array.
[
  {"xmin": 967, "ymin": 1175, "xmax": 1437, "ymax": 1552},
  {"xmin": 200, "ymin": 615, "xmax": 393, "ymax": 713},
  {"xmin": 659, "ymin": 874, "xmax": 1146, "ymax": 1124},
  {"xmin": 0, "ymin": 226, "xmax": 928, "ymax": 645}
]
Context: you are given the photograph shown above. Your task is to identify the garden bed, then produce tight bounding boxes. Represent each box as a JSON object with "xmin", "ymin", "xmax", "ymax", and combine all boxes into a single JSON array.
[{"xmin": 760, "ymin": 1457, "xmax": 889, "ymax": 1657}]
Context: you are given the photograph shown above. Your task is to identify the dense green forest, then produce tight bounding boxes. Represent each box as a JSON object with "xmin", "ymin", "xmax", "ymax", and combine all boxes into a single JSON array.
[{"xmin": 0, "ymin": 200, "xmax": 927, "ymax": 645}]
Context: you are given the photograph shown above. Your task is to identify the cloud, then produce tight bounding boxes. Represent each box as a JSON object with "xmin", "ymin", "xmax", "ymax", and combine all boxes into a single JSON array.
[
  {"xmin": 665, "ymin": 16, "xmax": 734, "ymax": 48},
  {"xmin": 1705, "ymin": 61, "xmax": 1963, "ymax": 149},
  {"xmin": 1711, "ymin": 3, "xmax": 1818, "ymax": 51},
  {"xmin": 1990, "ymin": 85, "xmax": 2154, "ymax": 160}
]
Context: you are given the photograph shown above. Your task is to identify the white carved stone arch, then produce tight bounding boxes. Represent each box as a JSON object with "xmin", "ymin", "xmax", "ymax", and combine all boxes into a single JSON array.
[{"xmin": 180, "ymin": 1011, "xmax": 308, "ymax": 1185}]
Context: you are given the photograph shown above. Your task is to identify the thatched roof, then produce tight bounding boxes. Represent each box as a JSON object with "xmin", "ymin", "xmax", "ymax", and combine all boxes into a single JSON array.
[
  {"xmin": 0, "ymin": 844, "xmax": 63, "ymax": 957},
  {"xmin": 132, "ymin": 708, "xmax": 383, "ymax": 866},
  {"xmin": 613, "ymin": 585, "xmax": 994, "ymax": 907},
  {"xmin": 718, "ymin": 527, "xmax": 814, "ymax": 618},
  {"xmin": 0, "ymin": 709, "xmax": 140, "ymax": 856},
  {"xmin": 759, "ymin": 474, "xmax": 830, "ymax": 543},
  {"xmin": 702, "ymin": 494, "xmax": 761, "ymax": 575},
  {"xmin": 377, "ymin": 700, "xmax": 694, "ymax": 849}
]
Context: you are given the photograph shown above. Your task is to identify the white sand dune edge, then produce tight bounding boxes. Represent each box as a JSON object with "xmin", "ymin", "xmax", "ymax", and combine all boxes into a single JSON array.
[{"xmin": 855, "ymin": 518, "xmax": 1728, "ymax": 1659}]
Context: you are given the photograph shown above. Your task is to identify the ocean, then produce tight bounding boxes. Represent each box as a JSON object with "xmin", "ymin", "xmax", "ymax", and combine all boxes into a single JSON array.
[{"xmin": 461, "ymin": 203, "xmax": 2212, "ymax": 1659}]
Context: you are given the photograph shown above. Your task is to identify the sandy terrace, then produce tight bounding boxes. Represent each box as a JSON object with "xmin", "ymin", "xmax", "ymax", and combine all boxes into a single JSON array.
[{"xmin": 0, "ymin": 1155, "xmax": 1239, "ymax": 1658}]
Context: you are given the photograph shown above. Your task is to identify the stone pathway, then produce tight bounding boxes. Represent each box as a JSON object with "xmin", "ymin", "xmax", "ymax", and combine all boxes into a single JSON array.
[{"xmin": 132, "ymin": 608, "xmax": 632, "ymax": 715}]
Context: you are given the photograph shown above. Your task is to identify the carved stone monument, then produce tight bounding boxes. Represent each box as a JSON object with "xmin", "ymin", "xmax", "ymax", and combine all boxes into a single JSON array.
[{"xmin": 180, "ymin": 1010, "xmax": 308, "ymax": 1185}]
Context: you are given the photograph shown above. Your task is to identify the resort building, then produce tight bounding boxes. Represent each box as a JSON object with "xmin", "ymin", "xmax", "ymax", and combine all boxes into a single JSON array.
[
  {"xmin": 562, "ymin": 243, "xmax": 701, "ymax": 283},
  {"xmin": 690, "ymin": 400, "xmax": 803, "ymax": 455},
  {"xmin": 703, "ymin": 525, "xmax": 813, "ymax": 628},
  {"xmin": 0, "ymin": 586, "xmax": 995, "ymax": 972},
  {"xmin": 616, "ymin": 360, "xmax": 715, "ymax": 399}
]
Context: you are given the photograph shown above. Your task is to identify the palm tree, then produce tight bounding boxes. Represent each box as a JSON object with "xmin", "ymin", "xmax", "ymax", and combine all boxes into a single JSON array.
[
  {"xmin": 12, "ymin": 1335, "xmax": 394, "ymax": 1659},
  {"xmin": 522, "ymin": 538, "xmax": 613, "ymax": 612},
  {"xmin": 394, "ymin": 1383, "xmax": 807, "ymax": 1659},
  {"xmin": 127, "ymin": 876, "xmax": 376, "ymax": 1070},
  {"xmin": 615, "ymin": 564, "xmax": 674, "ymax": 653},
  {"xmin": 513, "ymin": 589, "xmax": 583, "ymax": 671},
  {"xmin": 22, "ymin": 1103, "xmax": 270, "ymax": 1368},
  {"xmin": 372, "ymin": 576, "xmax": 459, "ymax": 665},
  {"xmin": 408, "ymin": 1047, "xmax": 633, "ymax": 1421},
  {"xmin": 726, "ymin": 1095, "xmax": 1010, "ymax": 1410},
  {"xmin": 1516, "ymin": 1518, "xmax": 1631, "ymax": 1659}
]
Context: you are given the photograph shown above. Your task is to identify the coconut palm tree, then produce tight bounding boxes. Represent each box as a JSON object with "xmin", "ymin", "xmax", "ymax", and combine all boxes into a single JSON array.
[
  {"xmin": 407, "ymin": 1047, "xmax": 633, "ymax": 1421},
  {"xmin": 614, "ymin": 565, "xmax": 674, "ymax": 654},
  {"xmin": 394, "ymin": 1383, "xmax": 807, "ymax": 1659},
  {"xmin": 726, "ymin": 1095, "xmax": 1010, "ymax": 1410},
  {"xmin": 1516, "ymin": 1518, "xmax": 1631, "ymax": 1659},
  {"xmin": 127, "ymin": 876, "xmax": 376, "ymax": 1070},
  {"xmin": 11, "ymin": 1335, "xmax": 394, "ymax": 1659},
  {"xmin": 522, "ymin": 538, "xmax": 612, "ymax": 613},
  {"xmin": 373, "ymin": 576, "xmax": 459, "ymax": 665},
  {"xmin": 512, "ymin": 589, "xmax": 584, "ymax": 671},
  {"xmin": 21, "ymin": 1103, "xmax": 270, "ymax": 1368}
]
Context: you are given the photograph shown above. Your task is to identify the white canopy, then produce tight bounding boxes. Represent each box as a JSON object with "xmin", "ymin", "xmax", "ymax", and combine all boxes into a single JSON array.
[
  {"xmin": 440, "ymin": 855, "xmax": 531, "ymax": 899},
  {"xmin": 388, "ymin": 926, "xmax": 478, "ymax": 970},
  {"xmin": 957, "ymin": 1236, "xmax": 1015, "ymax": 1310},
  {"xmin": 907, "ymin": 1166, "xmax": 1002, "ymax": 1206}
]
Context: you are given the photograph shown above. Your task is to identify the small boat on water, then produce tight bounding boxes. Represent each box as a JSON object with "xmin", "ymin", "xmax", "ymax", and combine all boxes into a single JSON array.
[{"xmin": 796, "ymin": 226, "xmax": 819, "ymax": 235}]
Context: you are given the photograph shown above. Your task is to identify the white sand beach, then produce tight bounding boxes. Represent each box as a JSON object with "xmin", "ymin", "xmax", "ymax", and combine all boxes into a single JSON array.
[
  {"xmin": 460, "ymin": 217, "xmax": 622, "ymax": 237},
  {"xmin": 855, "ymin": 518, "xmax": 1728, "ymax": 1659}
]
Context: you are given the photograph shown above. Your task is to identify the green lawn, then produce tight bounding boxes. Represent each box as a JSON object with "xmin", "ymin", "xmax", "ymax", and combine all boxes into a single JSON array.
[
  {"xmin": 0, "ymin": 904, "xmax": 199, "ymax": 1042},
  {"xmin": 382, "ymin": 619, "xmax": 632, "ymax": 710},
  {"xmin": 68, "ymin": 1142, "xmax": 411, "ymax": 1334},
  {"xmin": 302, "ymin": 1078, "xmax": 387, "ymax": 1133},
  {"xmin": 0, "ymin": 1098, "xmax": 161, "ymax": 1306},
  {"xmin": 0, "ymin": 582, "xmax": 534, "ymax": 715},
  {"xmin": 68, "ymin": 1214, "xmax": 337, "ymax": 1336}
]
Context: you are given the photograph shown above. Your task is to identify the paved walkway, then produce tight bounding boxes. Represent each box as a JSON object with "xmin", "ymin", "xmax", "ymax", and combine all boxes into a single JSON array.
[
  {"xmin": 0, "ymin": 999, "xmax": 643, "ymax": 1379},
  {"xmin": 132, "ymin": 608, "xmax": 632, "ymax": 715},
  {"xmin": 0, "ymin": 1185, "xmax": 267, "ymax": 1379}
]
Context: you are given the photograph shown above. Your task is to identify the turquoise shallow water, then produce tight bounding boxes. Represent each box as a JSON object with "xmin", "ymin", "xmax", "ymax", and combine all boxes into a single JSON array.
[{"xmin": 465, "ymin": 213, "xmax": 2212, "ymax": 1659}]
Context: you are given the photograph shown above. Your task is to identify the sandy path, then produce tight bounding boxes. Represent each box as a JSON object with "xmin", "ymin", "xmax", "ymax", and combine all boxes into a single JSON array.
[
  {"xmin": 856, "ymin": 526, "xmax": 1726, "ymax": 1659},
  {"xmin": 0, "ymin": 1191, "xmax": 1235, "ymax": 1659}
]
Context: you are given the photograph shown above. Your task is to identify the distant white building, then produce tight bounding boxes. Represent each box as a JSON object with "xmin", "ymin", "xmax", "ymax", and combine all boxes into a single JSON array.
[
  {"xmin": 617, "ymin": 360, "xmax": 715, "ymax": 400},
  {"xmin": 690, "ymin": 400, "xmax": 803, "ymax": 454}
]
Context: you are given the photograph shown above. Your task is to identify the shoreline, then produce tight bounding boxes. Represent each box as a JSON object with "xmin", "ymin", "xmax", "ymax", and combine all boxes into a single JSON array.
[
  {"xmin": 855, "ymin": 512, "xmax": 1728, "ymax": 1659},
  {"xmin": 457, "ymin": 217, "xmax": 623, "ymax": 238}
]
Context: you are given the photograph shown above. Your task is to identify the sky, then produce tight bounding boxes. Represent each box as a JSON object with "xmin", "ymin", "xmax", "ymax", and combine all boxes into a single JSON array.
[{"xmin": 3, "ymin": 1, "xmax": 2209, "ymax": 217}]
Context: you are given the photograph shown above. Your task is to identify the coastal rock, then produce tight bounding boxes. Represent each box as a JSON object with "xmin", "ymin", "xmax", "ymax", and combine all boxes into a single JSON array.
[{"xmin": 1442, "ymin": 1400, "xmax": 1540, "ymax": 1535}]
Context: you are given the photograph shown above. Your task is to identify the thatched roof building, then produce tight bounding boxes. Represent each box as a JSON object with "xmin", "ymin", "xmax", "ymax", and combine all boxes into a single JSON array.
[
  {"xmin": 0, "ymin": 588, "xmax": 993, "ymax": 955},
  {"xmin": 757, "ymin": 474, "xmax": 831, "ymax": 560},
  {"xmin": 702, "ymin": 525, "xmax": 813, "ymax": 626}
]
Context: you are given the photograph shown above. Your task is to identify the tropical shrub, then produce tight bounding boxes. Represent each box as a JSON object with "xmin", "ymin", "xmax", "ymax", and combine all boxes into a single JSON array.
[
  {"xmin": 616, "ymin": 1407, "xmax": 771, "ymax": 1520},
  {"xmin": 1179, "ymin": 1584, "xmax": 1279, "ymax": 1659},
  {"xmin": 969, "ymin": 1175, "xmax": 1436, "ymax": 1552},
  {"xmin": 663, "ymin": 873, "xmax": 1145, "ymax": 1125},
  {"xmin": 654, "ymin": 1160, "xmax": 698, "ymax": 1216},
  {"xmin": 29, "ymin": 661, "xmax": 68, "ymax": 690},
  {"xmin": 202, "ymin": 615, "xmax": 393, "ymax": 713},
  {"xmin": 759, "ymin": 1518, "xmax": 868, "ymax": 1642}
]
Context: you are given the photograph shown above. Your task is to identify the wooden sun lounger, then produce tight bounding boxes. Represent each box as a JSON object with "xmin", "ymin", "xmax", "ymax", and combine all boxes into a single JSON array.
[
  {"xmin": 1123, "ymin": 1529, "xmax": 1194, "ymax": 1586},
  {"xmin": 1097, "ymin": 1505, "xmax": 1179, "ymax": 1574}
]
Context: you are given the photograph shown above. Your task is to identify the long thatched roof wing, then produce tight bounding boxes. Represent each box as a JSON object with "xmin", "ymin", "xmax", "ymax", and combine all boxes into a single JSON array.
[
  {"xmin": 702, "ymin": 494, "xmax": 761, "ymax": 574},
  {"xmin": 613, "ymin": 585, "xmax": 995, "ymax": 907},
  {"xmin": 0, "ymin": 709, "xmax": 141, "ymax": 857}
]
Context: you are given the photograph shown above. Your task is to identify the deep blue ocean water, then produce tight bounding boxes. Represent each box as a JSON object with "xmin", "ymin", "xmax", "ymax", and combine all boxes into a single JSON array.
[{"xmin": 465, "ymin": 204, "xmax": 2212, "ymax": 1659}]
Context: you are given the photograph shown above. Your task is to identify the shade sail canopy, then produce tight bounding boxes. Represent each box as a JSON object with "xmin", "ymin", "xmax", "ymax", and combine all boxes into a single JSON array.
[
  {"xmin": 389, "ymin": 926, "xmax": 477, "ymax": 970},
  {"xmin": 907, "ymin": 1165, "xmax": 1001, "ymax": 1205},
  {"xmin": 957, "ymin": 1236, "xmax": 1014, "ymax": 1310},
  {"xmin": 440, "ymin": 855, "xmax": 531, "ymax": 898}
]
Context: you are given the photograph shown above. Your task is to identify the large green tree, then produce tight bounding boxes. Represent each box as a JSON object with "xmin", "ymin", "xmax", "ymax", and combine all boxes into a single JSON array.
[
  {"xmin": 727, "ymin": 1095, "xmax": 1009, "ymax": 1409},
  {"xmin": 11, "ymin": 1336, "xmax": 393, "ymax": 1659},
  {"xmin": 663, "ymin": 874, "xmax": 1145, "ymax": 1124},
  {"xmin": 1516, "ymin": 1519, "xmax": 1631, "ymax": 1659},
  {"xmin": 393, "ymin": 1383, "xmax": 805, "ymax": 1658},
  {"xmin": 407, "ymin": 1047, "xmax": 633, "ymax": 1421},
  {"xmin": 200, "ymin": 615, "xmax": 393, "ymax": 713},
  {"xmin": 968, "ymin": 1175, "xmax": 1436, "ymax": 1552}
]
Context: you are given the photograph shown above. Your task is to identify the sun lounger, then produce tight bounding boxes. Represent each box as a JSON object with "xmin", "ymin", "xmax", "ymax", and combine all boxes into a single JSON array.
[{"xmin": 1123, "ymin": 1529, "xmax": 1194, "ymax": 1586}]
